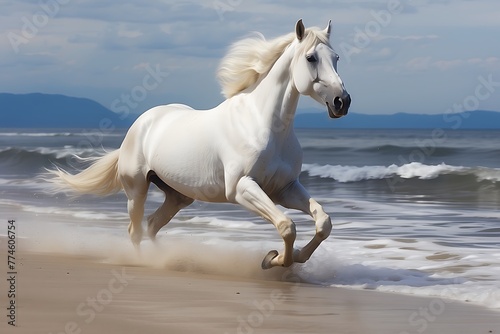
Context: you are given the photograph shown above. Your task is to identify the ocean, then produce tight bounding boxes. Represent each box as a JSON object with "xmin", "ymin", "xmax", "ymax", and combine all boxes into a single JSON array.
[{"xmin": 1, "ymin": 127, "xmax": 499, "ymax": 310}]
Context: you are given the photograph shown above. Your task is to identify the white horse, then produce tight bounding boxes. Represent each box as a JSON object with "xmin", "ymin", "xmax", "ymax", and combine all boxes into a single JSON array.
[{"xmin": 51, "ymin": 19, "xmax": 351, "ymax": 269}]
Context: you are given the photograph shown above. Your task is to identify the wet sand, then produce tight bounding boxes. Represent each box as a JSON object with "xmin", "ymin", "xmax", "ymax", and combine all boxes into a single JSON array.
[{"xmin": 1, "ymin": 251, "xmax": 499, "ymax": 334}]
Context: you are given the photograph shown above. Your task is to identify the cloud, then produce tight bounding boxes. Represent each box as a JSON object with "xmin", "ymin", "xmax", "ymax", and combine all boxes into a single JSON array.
[
  {"xmin": 432, "ymin": 59, "xmax": 463, "ymax": 71},
  {"xmin": 338, "ymin": 33, "xmax": 439, "ymax": 65},
  {"xmin": 404, "ymin": 56, "xmax": 500, "ymax": 72},
  {"xmin": 58, "ymin": 1, "xmax": 214, "ymax": 24},
  {"xmin": 405, "ymin": 56, "xmax": 432, "ymax": 71},
  {"xmin": 469, "ymin": 57, "xmax": 500, "ymax": 70},
  {"xmin": 375, "ymin": 34, "xmax": 439, "ymax": 42},
  {"xmin": 1, "ymin": 0, "xmax": 500, "ymax": 115}
]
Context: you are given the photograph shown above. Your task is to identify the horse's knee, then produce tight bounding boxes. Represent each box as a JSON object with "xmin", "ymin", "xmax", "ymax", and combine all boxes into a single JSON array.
[{"xmin": 316, "ymin": 215, "xmax": 332, "ymax": 241}]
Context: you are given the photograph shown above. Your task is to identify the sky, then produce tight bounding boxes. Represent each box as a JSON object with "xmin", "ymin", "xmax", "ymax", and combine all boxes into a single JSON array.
[{"xmin": 2, "ymin": 0, "xmax": 500, "ymax": 116}]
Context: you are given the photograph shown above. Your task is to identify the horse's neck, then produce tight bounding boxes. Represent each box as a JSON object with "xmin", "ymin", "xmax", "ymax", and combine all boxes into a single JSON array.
[{"xmin": 248, "ymin": 44, "xmax": 299, "ymax": 134}]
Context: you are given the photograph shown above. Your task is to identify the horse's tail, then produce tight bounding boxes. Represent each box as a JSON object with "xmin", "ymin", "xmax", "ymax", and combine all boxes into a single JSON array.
[{"xmin": 48, "ymin": 149, "xmax": 122, "ymax": 196}]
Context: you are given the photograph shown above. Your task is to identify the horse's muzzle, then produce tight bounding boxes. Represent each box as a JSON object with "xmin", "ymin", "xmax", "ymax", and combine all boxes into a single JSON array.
[{"xmin": 327, "ymin": 94, "xmax": 351, "ymax": 119}]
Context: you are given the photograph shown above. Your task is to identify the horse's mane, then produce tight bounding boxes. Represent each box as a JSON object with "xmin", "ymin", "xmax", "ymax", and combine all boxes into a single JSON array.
[{"xmin": 217, "ymin": 27, "xmax": 330, "ymax": 99}]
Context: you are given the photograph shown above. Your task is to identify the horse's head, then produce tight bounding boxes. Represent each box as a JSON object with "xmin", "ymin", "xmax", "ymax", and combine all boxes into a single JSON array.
[{"xmin": 291, "ymin": 19, "xmax": 351, "ymax": 119}]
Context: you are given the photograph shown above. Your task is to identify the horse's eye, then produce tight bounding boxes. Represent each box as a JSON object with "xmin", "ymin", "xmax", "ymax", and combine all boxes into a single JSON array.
[{"xmin": 306, "ymin": 54, "xmax": 317, "ymax": 63}]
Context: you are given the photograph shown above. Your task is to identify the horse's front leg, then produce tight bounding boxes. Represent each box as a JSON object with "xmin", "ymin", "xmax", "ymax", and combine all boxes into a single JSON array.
[
  {"xmin": 276, "ymin": 180, "xmax": 332, "ymax": 264},
  {"xmin": 233, "ymin": 176, "xmax": 296, "ymax": 269}
]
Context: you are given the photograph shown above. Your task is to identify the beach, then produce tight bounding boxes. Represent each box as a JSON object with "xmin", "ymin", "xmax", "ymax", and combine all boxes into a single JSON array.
[
  {"xmin": 1, "ymin": 128, "xmax": 500, "ymax": 333},
  {"xmin": 1, "ymin": 251, "xmax": 499, "ymax": 334}
]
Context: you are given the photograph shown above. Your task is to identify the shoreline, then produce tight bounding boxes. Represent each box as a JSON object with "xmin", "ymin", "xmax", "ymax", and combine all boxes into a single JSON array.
[{"xmin": 1, "ymin": 251, "xmax": 499, "ymax": 334}]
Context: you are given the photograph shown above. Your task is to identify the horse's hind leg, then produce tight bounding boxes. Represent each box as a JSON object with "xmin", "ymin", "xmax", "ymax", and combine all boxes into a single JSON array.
[
  {"xmin": 121, "ymin": 174, "xmax": 149, "ymax": 249},
  {"xmin": 147, "ymin": 172, "xmax": 194, "ymax": 240}
]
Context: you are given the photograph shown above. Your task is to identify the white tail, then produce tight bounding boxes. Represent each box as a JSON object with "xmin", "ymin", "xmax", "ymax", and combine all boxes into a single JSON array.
[{"xmin": 49, "ymin": 150, "xmax": 122, "ymax": 196}]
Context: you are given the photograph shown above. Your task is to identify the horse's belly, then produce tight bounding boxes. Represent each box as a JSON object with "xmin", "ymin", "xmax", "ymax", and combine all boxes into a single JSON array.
[
  {"xmin": 144, "ymin": 117, "xmax": 228, "ymax": 202},
  {"xmin": 149, "ymin": 147, "xmax": 227, "ymax": 202},
  {"xmin": 163, "ymin": 179, "xmax": 227, "ymax": 202}
]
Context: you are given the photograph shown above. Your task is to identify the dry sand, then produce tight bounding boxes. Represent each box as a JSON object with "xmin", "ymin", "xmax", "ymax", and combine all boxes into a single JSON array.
[{"xmin": 1, "ymin": 251, "xmax": 499, "ymax": 334}]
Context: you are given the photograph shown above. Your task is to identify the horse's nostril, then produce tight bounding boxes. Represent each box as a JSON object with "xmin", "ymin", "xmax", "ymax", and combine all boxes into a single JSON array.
[
  {"xmin": 333, "ymin": 96, "xmax": 343, "ymax": 111},
  {"xmin": 345, "ymin": 94, "xmax": 351, "ymax": 108}
]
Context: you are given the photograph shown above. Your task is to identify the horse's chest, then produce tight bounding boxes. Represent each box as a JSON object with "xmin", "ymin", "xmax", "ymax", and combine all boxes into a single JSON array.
[{"xmin": 247, "ymin": 140, "xmax": 302, "ymax": 193}]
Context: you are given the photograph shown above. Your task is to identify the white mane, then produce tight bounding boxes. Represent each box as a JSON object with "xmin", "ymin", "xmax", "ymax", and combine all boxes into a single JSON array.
[{"xmin": 217, "ymin": 27, "xmax": 331, "ymax": 99}]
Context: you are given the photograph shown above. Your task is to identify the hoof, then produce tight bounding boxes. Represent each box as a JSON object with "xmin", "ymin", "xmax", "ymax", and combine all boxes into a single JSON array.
[{"xmin": 261, "ymin": 250, "xmax": 279, "ymax": 270}]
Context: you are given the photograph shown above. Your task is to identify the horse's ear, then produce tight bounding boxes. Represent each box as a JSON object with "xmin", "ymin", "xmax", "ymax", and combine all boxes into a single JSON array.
[
  {"xmin": 324, "ymin": 19, "xmax": 332, "ymax": 36},
  {"xmin": 295, "ymin": 19, "xmax": 305, "ymax": 41}
]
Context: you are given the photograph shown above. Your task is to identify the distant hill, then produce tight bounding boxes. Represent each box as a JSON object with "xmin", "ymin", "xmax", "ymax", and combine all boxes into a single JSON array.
[
  {"xmin": 294, "ymin": 108, "xmax": 500, "ymax": 129},
  {"xmin": 0, "ymin": 93, "xmax": 133, "ymax": 128},
  {"xmin": 1, "ymin": 93, "xmax": 499, "ymax": 129}
]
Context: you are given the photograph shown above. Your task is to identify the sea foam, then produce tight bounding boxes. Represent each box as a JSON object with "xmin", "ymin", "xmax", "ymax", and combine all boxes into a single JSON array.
[{"xmin": 302, "ymin": 162, "xmax": 500, "ymax": 183}]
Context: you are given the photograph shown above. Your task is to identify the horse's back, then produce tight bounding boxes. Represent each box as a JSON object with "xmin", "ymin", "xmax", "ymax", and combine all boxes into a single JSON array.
[
  {"xmin": 136, "ymin": 103, "xmax": 195, "ymax": 127},
  {"xmin": 119, "ymin": 103, "xmax": 227, "ymax": 201},
  {"xmin": 118, "ymin": 104, "xmax": 195, "ymax": 176}
]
